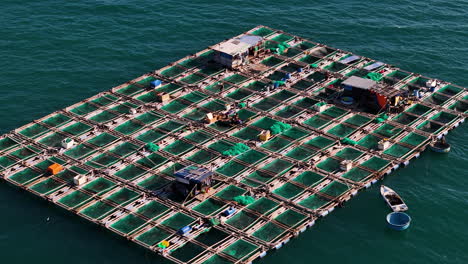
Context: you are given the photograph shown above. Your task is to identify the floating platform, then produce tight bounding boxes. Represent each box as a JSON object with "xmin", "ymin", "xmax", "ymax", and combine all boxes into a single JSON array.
[{"xmin": 0, "ymin": 26, "xmax": 466, "ymax": 263}]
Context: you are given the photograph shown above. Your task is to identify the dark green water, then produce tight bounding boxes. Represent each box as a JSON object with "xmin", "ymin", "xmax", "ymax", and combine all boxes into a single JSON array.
[{"xmin": 1, "ymin": 1, "xmax": 467, "ymax": 263}]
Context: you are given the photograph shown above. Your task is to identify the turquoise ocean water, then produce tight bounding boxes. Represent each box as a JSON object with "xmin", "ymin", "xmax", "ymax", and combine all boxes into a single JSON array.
[{"xmin": 1, "ymin": 0, "xmax": 467, "ymax": 263}]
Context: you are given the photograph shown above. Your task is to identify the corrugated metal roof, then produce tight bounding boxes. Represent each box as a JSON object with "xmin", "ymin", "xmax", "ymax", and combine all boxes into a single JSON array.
[{"xmin": 342, "ymin": 76, "xmax": 377, "ymax": 90}]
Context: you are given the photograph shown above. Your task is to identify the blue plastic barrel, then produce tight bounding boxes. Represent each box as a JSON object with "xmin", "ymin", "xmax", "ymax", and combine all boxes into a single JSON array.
[
  {"xmin": 386, "ymin": 212, "xmax": 411, "ymax": 231},
  {"xmin": 150, "ymin": 79, "xmax": 162, "ymax": 88},
  {"xmin": 413, "ymin": 90, "xmax": 420, "ymax": 98},
  {"xmin": 178, "ymin": 225, "xmax": 192, "ymax": 235},
  {"xmin": 285, "ymin": 73, "xmax": 291, "ymax": 79},
  {"xmin": 222, "ymin": 207, "xmax": 236, "ymax": 217},
  {"xmin": 297, "ymin": 68, "xmax": 303, "ymax": 73}
]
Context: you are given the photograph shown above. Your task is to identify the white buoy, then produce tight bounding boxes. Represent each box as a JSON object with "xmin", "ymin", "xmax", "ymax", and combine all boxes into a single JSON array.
[{"xmin": 61, "ymin": 138, "xmax": 75, "ymax": 149}]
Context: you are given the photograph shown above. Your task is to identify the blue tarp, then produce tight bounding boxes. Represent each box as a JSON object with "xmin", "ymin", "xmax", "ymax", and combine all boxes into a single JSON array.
[
  {"xmin": 340, "ymin": 55, "xmax": 360, "ymax": 64},
  {"xmin": 364, "ymin": 61, "xmax": 384, "ymax": 71}
]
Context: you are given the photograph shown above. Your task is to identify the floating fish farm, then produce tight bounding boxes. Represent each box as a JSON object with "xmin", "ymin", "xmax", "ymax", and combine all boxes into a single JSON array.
[{"xmin": 1, "ymin": 26, "xmax": 466, "ymax": 264}]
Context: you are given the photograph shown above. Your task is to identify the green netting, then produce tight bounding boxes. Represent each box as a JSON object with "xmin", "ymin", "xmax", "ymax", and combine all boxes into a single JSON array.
[
  {"xmin": 227, "ymin": 89, "xmax": 253, "ymax": 101},
  {"xmin": 320, "ymin": 181, "xmax": 349, "ymax": 197},
  {"xmin": 82, "ymin": 178, "xmax": 116, "ymax": 194},
  {"xmin": 146, "ymin": 142, "xmax": 160, "ymax": 152},
  {"xmin": 365, "ymin": 72, "xmax": 383, "ymax": 81},
  {"xmin": 137, "ymin": 153, "xmax": 167, "ymax": 168},
  {"xmin": 262, "ymin": 159, "xmax": 293, "ymax": 174},
  {"xmin": 273, "ymin": 183, "xmax": 304, "ymax": 199},
  {"xmin": 136, "ymin": 201, "xmax": 169, "ymax": 219},
  {"xmin": 222, "ymin": 239, "xmax": 259, "ymax": 260},
  {"xmin": 87, "ymin": 133, "xmax": 118, "ymax": 147},
  {"xmin": 340, "ymin": 137, "xmax": 357, "ymax": 146},
  {"xmin": 161, "ymin": 213, "xmax": 195, "ymax": 230},
  {"xmin": 10, "ymin": 146, "xmax": 39, "ymax": 160},
  {"xmin": 180, "ymin": 73, "xmax": 205, "ymax": 84},
  {"xmin": 222, "ymin": 143, "xmax": 250, "ymax": 156},
  {"xmin": 223, "ymin": 74, "xmax": 248, "ymax": 84},
  {"xmin": 233, "ymin": 195, "xmax": 255, "ymax": 205},
  {"xmin": 335, "ymin": 147, "xmax": 363, "ymax": 160},
  {"xmin": 106, "ymin": 188, "xmax": 139, "ymax": 205},
  {"xmin": 253, "ymin": 97, "xmax": 282, "ymax": 111},
  {"xmin": 328, "ymin": 124, "xmax": 357, "ymax": 138},
  {"xmin": 374, "ymin": 124, "xmax": 402, "ymax": 138},
  {"xmin": 64, "ymin": 144, "xmax": 96, "ymax": 159},
  {"xmin": 424, "ymin": 93, "xmax": 450, "ymax": 105},
  {"xmin": 321, "ymin": 106, "xmax": 348, "ymax": 118},
  {"xmin": 164, "ymin": 140, "xmax": 194, "ymax": 155},
  {"xmin": 136, "ymin": 227, "xmax": 171, "ymax": 246},
  {"xmin": 172, "ymin": 242, "xmax": 205, "ymax": 263},
  {"xmin": 243, "ymin": 81, "xmax": 267, "ymax": 92},
  {"xmin": 111, "ymin": 214, "xmax": 147, "ymax": 234},
  {"xmin": 342, "ymin": 167, "xmax": 371, "ymax": 182},
  {"xmin": 185, "ymin": 130, "xmax": 213, "ymax": 144},
  {"xmin": 261, "ymin": 56, "xmax": 284, "ymax": 67},
  {"xmin": 92, "ymin": 94, "xmax": 118, "ymax": 106},
  {"xmin": 361, "ymin": 157, "xmax": 390, "ymax": 171},
  {"xmin": 253, "ymin": 222, "xmax": 286, "ymax": 242},
  {"xmin": 298, "ymin": 194, "xmax": 330, "ymax": 210},
  {"xmin": 430, "ymin": 111, "xmax": 457, "ymax": 124},
  {"xmin": 306, "ymin": 136, "xmax": 335, "ymax": 149},
  {"xmin": 225, "ymin": 211, "xmax": 259, "ymax": 230},
  {"xmin": 30, "ymin": 178, "xmax": 64, "ymax": 194},
  {"xmin": 187, "ymin": 149, "xmax": 218, "ymax": 164},
  {"xmin": 345, "ymin": 114, "xmax": 371, "ymax": 126},
  {"xmin": 417, "ymin": 121, "xmax": 443, "ymax": 134},
  {"xmin": 193, "ymin": 198, "xmax": 225, "ymax": 215},
  {"xmin": 393, "ymin": 113, "xmax": 418, "ymax": 125},
  {"xmin": 304, "ymin": 115, "xmax": 332, "ymax": 128},
  {"xmin": 157, "ymin": 120, "xmax": 186, "ymax": 132},
  {"xmin": 70, "ymin": 102, "xmax": 98, "ymax": 115},
  {"xmin": 117, "ymin": 84, "xmax": 143, "ymax": 96},
  {"xmin": 115, "ymin": 119, "xmax": 144, "ymax": 135},
  {"xmin": 138, "ymin": 175, "xmax": 171, "ymax": 191},
  {"xmin": 136, "ymin": 111, "xmax": 163, "ymax": 124},
  {"xmin": 161, "ymin": 65, "xmax": 185, "ymax": 77},
  {"xmin": 209, "ymin": 140, "xmax": 235, "ymax": 153},
  {"xmin": 251, "ymin": 27, "xmax": 275, "ymax": 37},
  {"xmin": 232, "ymin": 126, "xmax": 260, "ymax": 141},
  {"xmin": 400, "ymin": 132, "xmax": 428, "ymax": 146},
  {"xmin": 292, "ymin": 80, "xmax": 314, "ymax": 91},
  {"xmin": 246, "ymin": 197, "xmax": 279, "ymax": 215},
  {"xmin": 215, "ymin": 185, "xmax": 246, "ymax": 200},
  {"xmin": 449, "ymin": 100, "xmax": 468, "ymax": 113},
  {"xmin": 317, "ymin": 158, "xmax": 341, "ymax": 172},
  {"xmin": 236, "ymin": 149, "xmax": 267, "ymax": 164},
  {"xmin": 58, "ymin": 191, "xmax": 93, "ymax": 208},
  {"xmin": 275, "ymin": 209, "xmax": 307, "ymax": 227},
  {"xmin": 137, "ymin": 130, "xmax": 167, "ymax": 143},
  {"xmin": 300, "ymin": 54, "xmax": 321, "ymax": 64},
  {"xmin": 357, "ymin": 134, "xmax": 380, "ymax": 150},
  {"xmin": 80, "ymin": 201, "xmax": 116, "ymax": 219},
  {"xmin": 42, "ymin": 114, "xmax": 71, "ymax": 127},
  {"xmin": 89, "ymin": 156, "xmax": 114, "ymax": 168},
  {"xmin": 272, "ymin": 33, "xmax": 294, "ymax": 43},
  {"xmin": 114, "ymin": 165, "xmax": 147, "ymax": 180},
  {"xmin": 245, "ymin": 170, "xmax": 273, "ymax": 184},
  {"xmin": 275, "ymin": 105, "xmax": 303, "ymax": 118},
  {"xmin": 293, "ymin": 171, "xmax": 324, "ymax": 187},
  {"xmin": 269, "ymin": 121, "xmax": 292, "ymax": 135},
  {"xmin": 110, "ymin": 142, "xmax": 139, "ymax": 157},
  {"xmin": 261, "ymin": 137, "xmax": 292, "ymax": 152},
  {"xmin": 61, "ymin": 122, "xmax": 92, "ymax": 136},
  {"xmin": 89, "ymin": 111, "xmax": 118, "ymax": 123},
  {"xmin": 406, "ymin": 104, "xmax": 432, "ymax": 116},
  {"xmin": 55, "ymin": 167, "xmax": 85, "ymax": 183},
  {"xmin": 383, "ymin": 144, "xmax": 412, "ymax": 158},
  {"xmin": 0, "ymin": 156, "xmax": 17, "ymax": 169},
  {"xmin": 286, "ymin": 146, "xmax": 317, "ymax": 161},
  {"xmin": 386, "ymin": 70, "xmax": 410, "ymax": 81},
  {"xmin": 0, "ymin": 137, "xmax": 18, "ymax": 151},
  {"xmin": 19, "ymin": 123, "xmax": 49, "ymax": 138}
]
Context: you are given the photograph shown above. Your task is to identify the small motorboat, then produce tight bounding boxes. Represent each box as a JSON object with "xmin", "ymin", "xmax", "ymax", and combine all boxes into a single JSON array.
[
  {"xmin": 386, "ymin": 212, "xmax": 411, "ymax": 231},
  {"xmin": 380, "ymin": 185, "xmax": 408, "ymax": 212},
  {"xmin": 430, "ymin": 137, "xmax": 451, "ymax": 153}
]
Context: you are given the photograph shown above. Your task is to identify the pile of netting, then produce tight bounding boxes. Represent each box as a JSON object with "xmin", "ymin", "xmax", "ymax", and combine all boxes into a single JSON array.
[
  {"xmin": 222, "ymin": 143, "xmax": 250, "ymax": 156},
  {"xmin": 270, "ymin": 121, "xmax": 292, "ymax": 135},
  {"xmin": 374, "ymin": 113, "xmax": 389, "ymax": 123},
  {"xmin": 341, "ymin": 137, "xmax": 357, "ymax": 145},
  {"xmin": 366, "ymin": 72, "xmax": 383, "ymax": 81},
  {"xmin": 233, "ymin": 195, "xmax": 256, "ymax": 205},
  {"xmin": 146, "ymin": 142, "xmax": 160, "ymax": 152}
]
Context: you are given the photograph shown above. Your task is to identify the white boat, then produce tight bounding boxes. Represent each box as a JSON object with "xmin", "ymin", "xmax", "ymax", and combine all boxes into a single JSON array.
[{"xmin": 380, "ymin": 185, "xmax": 408, "ymax": 212}]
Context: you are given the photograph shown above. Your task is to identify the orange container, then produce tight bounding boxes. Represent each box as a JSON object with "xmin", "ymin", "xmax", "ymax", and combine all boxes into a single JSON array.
[{"xmin": 47, "ymin": 163, "xmax": 63, "ymax": 175}]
